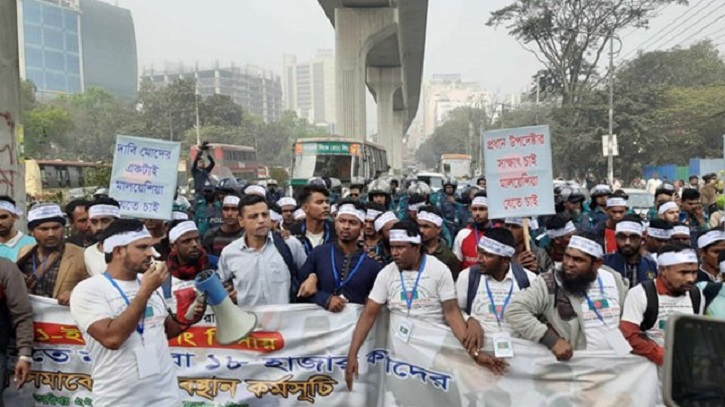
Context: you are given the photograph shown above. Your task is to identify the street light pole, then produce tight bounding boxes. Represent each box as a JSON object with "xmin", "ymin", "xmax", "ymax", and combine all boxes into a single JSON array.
[{"xmin": 607, "ymin": 30, "xmax": 615, "ymax": 186}]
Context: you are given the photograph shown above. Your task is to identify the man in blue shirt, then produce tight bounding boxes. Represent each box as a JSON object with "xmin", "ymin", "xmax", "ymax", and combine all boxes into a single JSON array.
[{"xmin": 297, "ymin": 199, "xmax": 382, "ymax": 311}]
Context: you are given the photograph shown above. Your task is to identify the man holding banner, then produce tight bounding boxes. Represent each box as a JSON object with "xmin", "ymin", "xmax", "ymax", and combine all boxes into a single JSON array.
[
  {"xmin": 345, "ymin": 221, "xmax": 476, "ymax": 390},
  {"xmin": 505, "ymin": 232, "xmax": 630, "ymax": 360},
  {"xmin": 70, "ymin": 219, "xmax": 199, "ymax": 407}
]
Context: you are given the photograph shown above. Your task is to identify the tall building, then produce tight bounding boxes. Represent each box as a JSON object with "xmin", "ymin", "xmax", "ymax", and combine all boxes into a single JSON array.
[
  {"xmin": 18, "ymin": 0, "xmax": 83, "ymax": 97},
  {"xmin": 282, "ymin": 50, "xmax": 335, "ymax": 130},
  {"xmin": 17, "ymin": 0, "xmax": 138, "ymax": 100},
  {"xmin": 418, "ymin": 74, "xmax": 490, "ymax": 143},
  {"xmin": 79, "ymin": 0, "xmax": 137, "ymax": 100},
  {"xmin": 142, "ymin": 62, "xmax": 283, "ymax": 123}
]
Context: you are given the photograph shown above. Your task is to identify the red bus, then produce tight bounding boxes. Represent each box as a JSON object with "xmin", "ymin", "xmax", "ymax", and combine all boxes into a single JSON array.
[{"xmin": 189, "ymin": 143, "xmax": 268, "ymax": 182}]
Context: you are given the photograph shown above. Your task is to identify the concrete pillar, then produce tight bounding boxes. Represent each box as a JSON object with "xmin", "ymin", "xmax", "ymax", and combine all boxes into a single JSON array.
[
  {"xmin": 367, "ymin": 67, "xmax": 404, "ymax": 171},
  {"xmin": 0, "ymin": 0, "xmax": 25, "ymax": 211},
  {"xmin": 335, "ymin": 7, "xmax": 397, "ymax": 140}
]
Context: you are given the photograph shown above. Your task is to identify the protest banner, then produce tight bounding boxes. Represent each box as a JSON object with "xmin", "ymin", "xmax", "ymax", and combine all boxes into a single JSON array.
[
  {"xmin": 109, "ymin": 135, "xmax": 180, "ymax": 220},
  {"xmin": 483, "ymin": 125, "xmax": 555, "ymax": 219},
  {"xmin": 5, "ymin": 296, "xmax": 660, "ymax": 406}
]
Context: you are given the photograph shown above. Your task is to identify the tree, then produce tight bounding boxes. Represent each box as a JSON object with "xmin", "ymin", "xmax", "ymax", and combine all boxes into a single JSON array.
[
  {"xmin": 415, "ymin": 107, "xmax": 487, "ymax": 169},
  {"xmin": 487, "ymin": 0, "xmax": 685, "ymax": 107},
  {"xmin": 24, "ymin": 105, "xmax": 74, "ymax": 158}
]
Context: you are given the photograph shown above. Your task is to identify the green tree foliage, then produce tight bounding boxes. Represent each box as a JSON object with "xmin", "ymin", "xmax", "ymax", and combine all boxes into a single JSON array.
[{"xmin": 415, "ymin": 107, "xmax": 487, "ymax": 169}]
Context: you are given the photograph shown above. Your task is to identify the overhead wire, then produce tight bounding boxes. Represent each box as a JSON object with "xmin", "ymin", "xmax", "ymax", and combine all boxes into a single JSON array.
[
  {"xmin": 646, "ymin": 2, "xmax": 725, "ymax": 51},
  {"xmin": 619, "ymin": 0, "xmax": 718, "ymax": 61}
]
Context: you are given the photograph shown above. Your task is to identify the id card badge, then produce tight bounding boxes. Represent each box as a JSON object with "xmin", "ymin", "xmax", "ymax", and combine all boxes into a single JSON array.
[
  {"xmin": 395, "ymin": 319, "xmax": 413, "ymax": 343},
  {"xmin": 134, "ymin": 342, "xmax": 160, "ymax": 379},
  {"xmin": 492, "ymin": 331, "xmax": 515, "ymax": 358},
  {"xmin": 604, "ymin": 329, "xmax": 632, "ymax": 356}
]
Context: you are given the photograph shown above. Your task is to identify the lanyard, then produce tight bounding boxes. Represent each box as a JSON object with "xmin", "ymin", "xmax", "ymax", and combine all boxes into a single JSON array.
[
  {"xmin": 485, "ymin": 276, "xmax": 514, "ymax": 328},
  {"xmin": 583, "ymin": 276, "xmax": 607, "ymax": 326},
  {"xmin": 400, "ymin": 255, "xmax": 427, "ymax": 315},
  {"xmin": 474, "ymin": 225, "xmax": 480, "ymax": 244},
  {"xmin": 32, "ymin": 252, "xmax": 51, "ymax": 279},
  {"xmin": 331, "ymin": 246, "xmax": 366, "ymax": 293},
  {"xmin": 103, "ymin": 272, "xmax": 145, "ymax": 339}
]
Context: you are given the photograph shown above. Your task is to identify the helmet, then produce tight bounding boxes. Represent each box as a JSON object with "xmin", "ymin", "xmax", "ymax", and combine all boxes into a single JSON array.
[
  {"xmin": 567, "ymin": 188, "xmax": 586, "ymax": 203},
  {"xmin": 408, "ymin": 181, "xmax": 431, "ymax": 196},
  {"xmin": 443, "ymin": 177, "xmax": 458, "ymax": 188},
  {"xmin": 589, "ymin": 184, "xmax": 612, "ymax": 198},
  {"xmin": 267, "ymin": 179, "xmax": 278, "ymax": 187},
  {"xmin": 367, "ymin": 179, "xmax": 391, "ymax": 195},
  {"xmin": 350, "ymin": 176, "xmax": 366, "ymax": 189},
  {"xmin": 217, "ymin": 177, "xmax": 242, "ymax": 195},
  {"xmin": 307, "ymin": 177, "xmax": 330, "ymax": 189}
]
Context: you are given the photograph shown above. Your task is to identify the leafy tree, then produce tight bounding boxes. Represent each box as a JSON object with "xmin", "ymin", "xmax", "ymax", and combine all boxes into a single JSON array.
[
  {"xmin": 416, "ymin": 107, "xmax": 487, "ymax": 169},
  {"xmin": 24, "ymin": 105, "xmax": 74, "ymax": 158},
  {"xmin": 487, "ymin": 0, "xmax": 685, "ymax": 107}
]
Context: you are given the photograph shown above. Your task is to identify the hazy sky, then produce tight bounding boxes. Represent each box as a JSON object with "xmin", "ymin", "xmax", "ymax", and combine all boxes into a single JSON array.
[{"xmin": 116, "ymin": 0, "xmax": 719, "ymax": 110}]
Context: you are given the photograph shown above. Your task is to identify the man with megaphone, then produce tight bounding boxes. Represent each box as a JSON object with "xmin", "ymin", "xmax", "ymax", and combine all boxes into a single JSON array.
[{"xmin": 70, "ymin": 219, "xmax": 206, "ymax": 407}]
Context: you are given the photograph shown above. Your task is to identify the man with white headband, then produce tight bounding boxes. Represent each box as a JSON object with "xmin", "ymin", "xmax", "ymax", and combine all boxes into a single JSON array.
[
  {"xmin": 16, "ymin": 203, "xmax": 88, "ymax": 305},
  {"xmin": 642, "ymin": 218, "xmax": 673, "ymax": 260},
  {"xmin": 202, "ymin": 195, "xmax": 244, "ymax": 257},
  {"xmin": 646, "ymin": 185, "xmax": 676, "ymax": 220},
  {"xmin": 695, "ymin": 251, "xmax": 725, "ymax": 318},
  {"xmin": 456, "ymin": 228, "xmax": 536, "ymax": 375},
  {"xmin": 504, "ymin": 217, "xmax": 539, "ymax": 272},
  {"xmin": 370, "ymin": 210, "xmax": 399, "ymax": 266},
  {"xmin": 289, "ymin": 184, "xmax": 336, "ymax": 256},
  {"xmin": 361, "ymin": 203, "xmax": 386, "ymax": 264},
  {"xmin": 507, "ymin": 232, "xmax": 628, "ymax": 361},
  {"xmin": 603, "ymin": 215, "xmax": 658, "ymax": 288},
  {"xmin": 406, "ymin": 193, "xmax": 427, "ymax": 222},
  {"xmin": 345, "ymin": 221, "xmax": 472, "ymax": 390},
  {"xmin": 537, "ymin": 215, "xmax": 577, "ymax": 273},
  {"xmin": 656, "ymin": 199, "xmax": 679, "ymax": 223},
  {"xmin": 620, "ymin": 243, "xmax": 704, "ymax": 366},
  {"xmin": 167, "ymin": 219, "xmax": 217, "ymax": 282},
  {"xmin": 0, "ymin": 195, "xmax": 36, "ymax": 261},
  {"xmin": 276, "ymin": 197, "xmax": 297, "ymax": 230},
  {"xmin": 417, "ymin": 205, "xmax": 460, "ymax": 280},
  {"xmin": 670, "ymin": 223, "xmax": 691, "ymax": 246},
  {"xmin": 85, "ymin": 197, "xmax": 121, "ymax": 276},
  {"xmin": 696, "ymin": 229, "xmax": 725, "ymax": 282},
  {"xmin": 454, "ymin": 191, "xmax": 492, "ymax": 271},
  {"xmin": 591, "ymin": 192, "xmax": 628, "ymax": 254},
  {"xmin": 297, "ymin": 199, "xmax": 382, "ymax": 311},
  {"xmin": 70, "ymin": 219, "xmax": 200, "ymax": 406}
]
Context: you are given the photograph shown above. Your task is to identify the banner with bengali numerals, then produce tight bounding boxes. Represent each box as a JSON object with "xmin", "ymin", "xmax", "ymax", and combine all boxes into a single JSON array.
[{"xmin": 3, "ymin": 296, "xmax": 660, "ymax": 406}]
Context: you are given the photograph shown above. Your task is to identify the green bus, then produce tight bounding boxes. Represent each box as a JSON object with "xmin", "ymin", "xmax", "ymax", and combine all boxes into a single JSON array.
[{"xmin": 289, "ymin": 137, "xmax": 388, "ymax": 190}]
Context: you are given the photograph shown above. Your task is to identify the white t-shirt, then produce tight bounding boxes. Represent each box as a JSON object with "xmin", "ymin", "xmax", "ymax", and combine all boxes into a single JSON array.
[
  {"xmin": 305, "ymin": 230, "xmax": 325, "ymax": 248},
  {"xmin": 368, "ymin": 254, "xmax": 456, "ymax": 324},
  {"xmin": 456, "ymin": 266, "xmax": 537, "ymax": 335},
  {"xmin": 84, "ymin": 244, "xmax": 106, "ymax": 276},
  {"xmin": 70, "ymin": 274, "xmax": 179, "ymax": 407},
  {"xmin": 580, "ymin": 270, "xmax": 623, "ymax": 350},
  {"xmin": 621, "ymin": 281, "xmax": 699, "ymax": 347}
]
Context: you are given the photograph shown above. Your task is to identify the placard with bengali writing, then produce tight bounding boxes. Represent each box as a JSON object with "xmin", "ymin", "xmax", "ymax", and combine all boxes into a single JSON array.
[
  {"xmin": 109, "ymin": 135, "xmax": 180, "ymax": 220},
  {"xmin": 483, "ymin": 125, "xmax": 555, "ymax": 219}
]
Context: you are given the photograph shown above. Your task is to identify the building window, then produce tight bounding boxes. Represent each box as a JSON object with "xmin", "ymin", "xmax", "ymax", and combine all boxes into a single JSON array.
[{"xmin": 42, "ymin": 4, "xmax": 63, "ymax": 28}]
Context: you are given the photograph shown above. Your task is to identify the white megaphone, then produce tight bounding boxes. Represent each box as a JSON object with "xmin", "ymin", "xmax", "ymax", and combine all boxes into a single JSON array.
[{"xmin": 193, "ymin": 269, "xmax": 257, "ymax": 345}]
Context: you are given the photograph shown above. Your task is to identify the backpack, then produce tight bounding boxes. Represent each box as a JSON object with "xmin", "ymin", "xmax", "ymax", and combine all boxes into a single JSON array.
[
  {"xmin": 639, "ymin": 280, "xmax": 714, "ymax": 331},
  {"xmin": 465, "ymin": 263, "xmax": 530, "ymax": 314},
  {"xmin": 271, "ymin": 232, "xmax": 299, "ymax": 303}
]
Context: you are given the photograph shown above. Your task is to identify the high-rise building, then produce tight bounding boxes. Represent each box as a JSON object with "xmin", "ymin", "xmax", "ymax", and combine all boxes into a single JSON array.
[
  {"xmin": 17, "ymin": 0, "xmax": 138, "ymax": 100},
  {"xmin": 79, "ymin": 0, "xmax": 137, "ymax": 100},
  {"xmin": 142, "ymin": 62, "xmax": 283, "ymax": 123},
  {"xmin": 282, "ymin": 50, "xmax": 335, "ymax": 130},
  {"xmin": 18, "ymin": 0, "xmax": 83, "ymax": 97}
]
